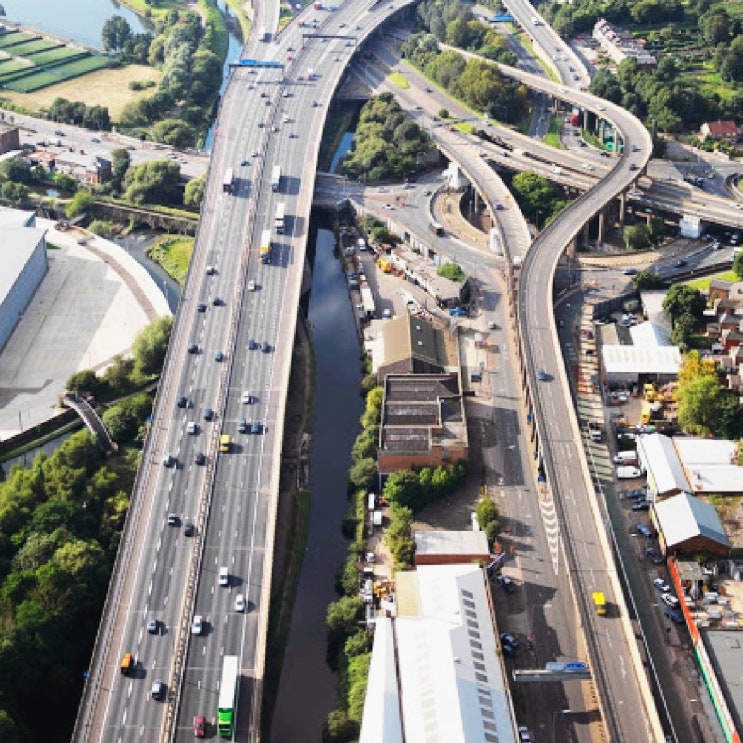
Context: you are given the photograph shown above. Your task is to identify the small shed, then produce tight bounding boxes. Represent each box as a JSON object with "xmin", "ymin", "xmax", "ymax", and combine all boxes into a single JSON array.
[{"xmin": 654, "ymin": 493, "xmax": 730, "ymax": 557}]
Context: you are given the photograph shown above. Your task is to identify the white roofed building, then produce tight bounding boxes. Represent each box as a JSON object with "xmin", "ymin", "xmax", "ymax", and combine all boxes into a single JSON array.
[
  {"xmin": 654, "ymin": 492, "xmax": 730, "ymax": 557},
  {"xmin": 359, "ymin": 562, "xmax": 520, "ymax": 743},
  {"xmin": 601, "ymin": 345, "xmax": 681, "ymax": 386}
]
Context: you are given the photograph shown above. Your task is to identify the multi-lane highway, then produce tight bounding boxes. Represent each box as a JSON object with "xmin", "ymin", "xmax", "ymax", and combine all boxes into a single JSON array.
[{"xmin": 73, "ymin": 2, "xmax": 420, "ymax": 742}]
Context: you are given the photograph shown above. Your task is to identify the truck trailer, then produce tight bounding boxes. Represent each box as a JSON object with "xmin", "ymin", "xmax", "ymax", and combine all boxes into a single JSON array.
[
  {"xmin": 271, "ymin": 164, "xmax": 281, "ymax": 192},
  {"xmin": 259, "ymin": 229, "xmax": 272, "ymax": 264},
  {"xmin": 274, "ymin": 202, "xmax": 286, "ymax": 233}
]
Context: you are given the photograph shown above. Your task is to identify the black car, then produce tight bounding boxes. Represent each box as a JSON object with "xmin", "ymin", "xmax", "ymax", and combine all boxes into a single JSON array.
[
  {"xmin": 497, "ymin": 575, "xmax": 516, "ymax": 593},
  {"xmin": 188, "ymin": 343, "xmax": 199, "ymax": 354},
  {"xmin": 674, "ymin": 259, "xmax": 688, "ymax": 268},
  {"xmin": 212, "ymin": 296, "xmax": 222, "ymax": 306},
  {"xmin": 499, "ymin": 632, "xmax": 519, "ymax": 649},
  {"xmin": 184, "ymin": 522, "xmax": 195, "ymax": 537},
  {"xmin": 262, "ymin": 341, "xmax": 271, "ymax": 353},
  {"xmin": 645, "ymin": 547, "xmax": 665, "ymax": 564},
  {"xmin": 204, "ymin": 407, "xmax": 214, "ymax": 421},
  {"xmin": 632, "ymin": 501, "xmax": 650, "ymax": 511},
  {"xmin": 194, "ymin": 451, "xmax": 206, "ymax": 465},
  {"xmin": 248, "ymin": 339, "xmax": 258, "ymax": 350},
  {"xmin": 238, "ymin": 418, "xmax": 248, "ymax": 433},
  {"xmin": 625, "ymin": 489, "xmax": 645, "ymax": 500},
  {"xmin": 147, "ymin": 619, "xmax": 159, "ymax": 634},
  {"xmin": 197, "ymin": 303, "xmax": 207, "ymax": 313},
  {"xmin": 636, "ymin": 523, "xmax": 654, "ymax": 538},
  {"xmin": 664, "ymin": 608, "xmax": 684, "ymax": 624}
]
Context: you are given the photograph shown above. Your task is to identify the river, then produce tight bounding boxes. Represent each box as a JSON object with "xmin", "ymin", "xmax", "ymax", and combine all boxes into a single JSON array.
[{"xmin": 270, "ymin": 225, "xmax": 363, "ymax": 742}]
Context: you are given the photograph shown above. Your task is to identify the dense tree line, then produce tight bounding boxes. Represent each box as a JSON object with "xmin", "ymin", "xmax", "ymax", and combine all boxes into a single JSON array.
[
  {"xmin": 47, "ymin": 97, "xmax": 111, "ymax": 131},
  {"xmin": 340, "ymin": 93, "xmax": 431, "ymax": 181},
  {"xmin": 402, "ymin": 33, "xmax": 528, "ymax": 122}
]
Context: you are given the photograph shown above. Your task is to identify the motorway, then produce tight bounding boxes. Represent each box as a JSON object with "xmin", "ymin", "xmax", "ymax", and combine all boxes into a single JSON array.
[{"xmin": 73, "ymin": 1, "xmax": 419, "ymax": 742}]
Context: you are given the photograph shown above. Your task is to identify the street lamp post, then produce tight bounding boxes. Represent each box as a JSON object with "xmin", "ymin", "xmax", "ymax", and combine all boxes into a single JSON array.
[{"xmin": 552, "ymin": 709, "xmax": 571, "ymax": 743}]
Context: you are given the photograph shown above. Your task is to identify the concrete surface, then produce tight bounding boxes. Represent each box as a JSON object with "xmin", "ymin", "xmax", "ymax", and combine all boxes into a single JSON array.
[{"xmin": 0, "ymin": 219, "xmax": 171, "ymax": 440}]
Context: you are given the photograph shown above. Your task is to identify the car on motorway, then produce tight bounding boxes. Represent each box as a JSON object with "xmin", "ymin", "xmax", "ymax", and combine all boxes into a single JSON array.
[
  {"xmin": 262, "ymin": 341, "xmax": 271, "ymax": 353},
  {"xmin": 238, "ymin": 418, "xmax": 248, "ymax": 433},
  {"xmin": 282, "ymin": 90, "xmax": 290, "ymax": 97},
  {"xmin": 537, "ymin": 368, "xmax": 548, "ymax": 381},
  {"xmin": 235, "ymin": 594, "xmax": 246, "ymax": 612},
  {"xmin": 623, "ymin": 267, "xmax": 638, "ymax": 275},
  {"xmin": 212, "ymin": 296, "xmax": 222, "ymax": 306},
  {"xmin": 194, "ymin": 451, "xmax": 206, "ymax": 466},
  {"xmin": 240, "ymin": 159, "xmax": 248, "ymax": 166},
  {"xmin": 653, "ymin": 577, "xmax": 671, "ymax": 593},
  {"xmin": 596, "ymin": 104, "xmax": 606, "ymax": 111},
  {"xmin": 193, "ymin": 716, "xmax": 206, "ymax": 737},
  {"xmin": 163, "ymin": 454, "xmax": 175, "ymax": 468},
  {"xmin": 167, "ymin": 513, "xmax": 178, "ymax": 526},
  {"xmin": 636, "ymin": 523, "xmax": 654, "ymax": 538},
  {"xmin": 187, "ymin": 421, "xmax": 198, "ymax": 435},
  {"xmin": 147, "ymin": 618, "xmax": 159, "ymax": 634},
  {"xmin": 206, "ymin": 265, "xmax": 217, "ymax": 275},
  {"xmin": 629, "ymin": 163, "xmax": 638, "ymax": 170},
  {"xmin": 674, "ymin": 258, "xmax": 688, "ymax": 268},
  {"xmin": 177, "ymin": 395, "xmax": 189, "ymax": 408},
  {"xmin": 631, "ymin": 500, "xmax": 650, "ymax": 511},
  {"xmin": 191, "ymin": 615, "xmax": 203, "ymax": 635},
  {"xmin": 271, "ymin": 125, "xmax": 279, "ymax": 133},
  {"xmin": 197, "ymin": 302, "xmax": 207, "ymax": 313},
  {"xmin": 312, "ymin": 99, "xmax": 319, "ymax": 107},
  {"xmin": 184, "ymin": 522, "xmax": 195, "ymax": 537},
  {"xmin": 251, "ymin": 420, "xmax": 262, "ymax": 434},
  {"xmin": 248, "ymin": 339, "xmax": 258, "ymax": 350},
  {"xmin": 661, "ymin": 592, "xmax": 680, "ymax": 608},
  {"xmin": 215, "ymin": 351, "xmax": 224, "ymax": 362},
  {"xmin": 204, "ymin": 407, "xmax": 214, "ymax": 421},
  {"xmin": 645, "ymin": 547, "xmax": 665, "ymax": 564},
  {"xmin": 242, "ymin": 391, "xmax": 254, "ymax": 404},
  {"xmin": 219, "ymin": 567, "xmax": 229, "ymax": 587},
  {"xmin": 282, "ymin": 115, "xmax": 290, "ymax": 123},
  {"xmin": 151, "ymin": 679, "xmax": 165, "ymax": 700},
  {"xmin": 188, "ymin": 343, "xmax": 199, "ymax": 353}
]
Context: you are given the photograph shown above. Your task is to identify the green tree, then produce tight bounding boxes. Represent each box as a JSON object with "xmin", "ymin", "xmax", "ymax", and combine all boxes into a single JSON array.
[
  {"xmin": 326, "ymin": 596, "xmax": 364, "ymax": 669},
  {"xmin": 123, "ymin": 160, "xmax": 181, "ymax": 206},
  {"xmin": 349, "ymin": 458, "xmax": 377, "ymax": 491},
  {"xmin": 733, "ymin": 250, "xmax": 743, "ymax": 280},
  {"xmin": 344, "ymin": 630, "xmax": 373, "ymax": 657},
  {"xmin": 66, "ymin": 369, "xmax": 104, "ymax": 397},
  {"xmin": 662, "ymin": 284, "xmax": 706, "ymax": 324},
  {"xmin": 101, "ymin": 15, "xmax": 132, "ymax": 51},
  {"xmin": 670, "ymin": 312, "xmax": 697, "ymax": 350},
  {"xmin": 152, "ymin": 119, "xmax": 194, "ymax": 148},
  {"xmin": 383, "ymin": 470, "xmax": 420, "ymax": 509},
  {"xmin": 437, "ymin": 262, "xmax": 465, "ymax": 282},
  {"xmin": 0, "ymin": 156, "xmax": 33, "ymax": 184},
  {"xmin": 102, "ymin": 393, "xmax": 152, "ymax": 443},
  {"xmin": 323, "ymin": 710, "xmax": 358, "ymax": 743},
  {"xmin": 632, "ymin": 269, "xmax": 665, "ymax": 290},
  {"xmin": 110, "ymin": 148, "xmax": 131, "ymax": 192},
  {"xmin": 65, "ymin": 190, "xmax": 94, "ymax": 219},
  {"xmin": 386, "ymin": 505, "xmax": 415, "ymax": 565},
  {"xmin": 476, "ymin": 497, "xmax": 499, "ymax": 530},
  {"xmin": 131, "ymin": 315, "xmax": 173, "ymax": 377},
  {"xmin": 184, "ymin": 175, "xmax": 205, "ymax": 209},
  {"xmin": 678, "ymin": 375, "xmax": 737, "ymax": 437},
  {"xmin": 623, "ymin": 223, "xmax": 651, "ymax": 249},
  {"xmin": 352, "ymin": 428, "xmax": 378, "ymax": 461}
]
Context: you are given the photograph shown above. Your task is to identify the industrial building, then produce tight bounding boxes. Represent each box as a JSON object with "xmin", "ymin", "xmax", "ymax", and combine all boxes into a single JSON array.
[{"xmin": 0, "ymin": 209, "xmax": 48, "ymax": 352}]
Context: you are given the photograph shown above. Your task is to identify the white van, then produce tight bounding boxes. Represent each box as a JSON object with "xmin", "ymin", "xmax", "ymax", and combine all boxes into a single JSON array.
[
  {"xmin": 616, "ymin": 465, "xmax": 643, "ymax": 479},
  {"xmin": 613, "ymin": 450, "xmax": 638, "ymax": 464}
]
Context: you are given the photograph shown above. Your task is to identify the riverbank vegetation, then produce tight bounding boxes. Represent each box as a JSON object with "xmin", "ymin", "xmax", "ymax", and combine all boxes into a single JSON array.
[{"xmin": 324, "ymin": 369, "xmax": 467, "ymax": 741}]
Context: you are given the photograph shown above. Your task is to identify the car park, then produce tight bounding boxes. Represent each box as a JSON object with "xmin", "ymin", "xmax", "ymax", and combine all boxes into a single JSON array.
[
  {"xmin": 653, "ymin": 577, "xmax": 671, "ymax": 593},
  {"xmin": 194, "ymin": 451, "xmax": 205, "ymax": 465},
  {"xmin": 184, "ymin": 522, "xmax": 195, "ymax": 537},
  {"xmin": 235, "ymin": 594, "xmax": 246, "ymax": 612},
  {"xmin": 636, "ymin": 523, "xmax": 654, "ymax": 538},
  {"xmin": 661, "ymin": 593, "xmax": 680, "ymax": 608},
  {"xmin": 167, "ymin": 513, "xmax": 178, "ymax": 526},
  {"xmin": 191, "ymin": 615, "xmax": 203, "ymax": 635}
]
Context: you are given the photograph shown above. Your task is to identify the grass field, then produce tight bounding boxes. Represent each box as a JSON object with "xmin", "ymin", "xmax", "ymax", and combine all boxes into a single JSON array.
[
  {"xmin": 9, "ymin": 40, "xmax": 60, "ymax": 57},
  {"xmin": 147, "ymin": 235, "xmax": 194, "ymax": 284},
  {"xmin": 389, "ymin": 72, "xmax": 409, "ymax": 89},
  {"xmin": 0, "ymin": 64, "xmax": 160, "ymax": 118},
  {"xmin": 26, "ymin": 48, "xmax": 84, "ymax": 66},
  {"xmin": 686, "ymin": 270, "xmax": 738, "ymax": 291},
  {"xmin": 0, "ymin": 32, "xmax": 35, "ymax": 49},
  {"xmin": 5, "ymin": 56, "xmax": 111, "ymax": 92}
]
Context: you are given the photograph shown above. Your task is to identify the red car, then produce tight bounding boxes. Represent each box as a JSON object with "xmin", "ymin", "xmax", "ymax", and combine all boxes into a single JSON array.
[{"xmin": 193, "ymin": 716, "xmax": 206, "ymax": 737}]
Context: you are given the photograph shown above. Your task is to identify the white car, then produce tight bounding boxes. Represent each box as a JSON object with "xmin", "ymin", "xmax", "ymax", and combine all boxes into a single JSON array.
[
  {"xmin": 219, "ymin": 567, "xmax": 229, "ymax": 587},
  {"xmin": 235, "ymin": 593, "xmax": 246, "ymax": 612},
  {"xmin": 653, "ymin": 577, "xmax": 671, "ymax": 593},
  {"xmin": 186, "ymin": 421, "xmax": 197, "ymax": 435},
  {"xmin": 661, "ymin": 593, "xmax": 679, "ymax": 608},
  {"xmin": 248, "ymin": 279, "xmax": 256, "ymax": 291},
  {"xmin": 596, "ymin": 104, "xmax": 606, "ymax": 111},
  {"xmin": 518, "ymin": 726, "xmax": 532, "ymax": 742},
  {"xmin": 241, "ymin": 391, "xmax": 254, "ymax": 404},
  {"xmin": 191, "ymin": 615, "xmax": 203, "ymax": 635}
]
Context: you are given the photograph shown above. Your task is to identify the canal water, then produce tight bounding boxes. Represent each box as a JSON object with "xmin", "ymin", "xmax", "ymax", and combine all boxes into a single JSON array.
[{"xmin": 270, "ymin": 225, "xmax": 363, "ymax": 742}]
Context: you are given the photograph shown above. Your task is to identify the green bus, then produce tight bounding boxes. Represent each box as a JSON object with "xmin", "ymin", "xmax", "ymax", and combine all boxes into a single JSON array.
[{"xmin": 218, "ymin": 655, "xmax": 239, "ymax": 737}]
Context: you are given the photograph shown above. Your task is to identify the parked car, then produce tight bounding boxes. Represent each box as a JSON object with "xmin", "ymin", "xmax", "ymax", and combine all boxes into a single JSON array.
[
  {"xmin": 625, "ymin": 488, "xmax": 645, "ymax": 500},
  {"xmin": 498, "ymin": 575, "xmax": 516, "ymax": 593},
  {"xmin": 645, "ymin": 547, "xmax": 664, "ymax": 564},
  {"xmin": 632, "ymin": 501, "xmax": 650, "ymax": 511},
  {"xmin": 653, "ymin": 577, "xmax": 671, "ymax": 593},
  {"xmin": 661, "ymin": 593, "xmax": 680, "ymax": 608},
  {"xmin": 616, "ymin": 465, "xmax": 643, "ymax": 479},
  {"xmin": 664, "ymin": 608, "xmax": 684, "ymax": 624},
  {"xmin": 499, "ymin": 632, "xmax": 519, "ymax": 649},
  {"xmin": 636, "ymin": 523, "xmax": 654, "ymax": 538}
]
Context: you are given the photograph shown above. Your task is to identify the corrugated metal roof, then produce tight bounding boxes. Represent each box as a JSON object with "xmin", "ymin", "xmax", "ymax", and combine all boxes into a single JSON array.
[
  {"xmin": 639, "ymin": 433, "xmax": 689, "ymax": 494},
  {"xmin": 655, "ymin": 492, "xmax": 729, "ymax": 548},
  {"xmin": 414, "ymin": 530, "xmax": 489, "ymax": 557},
  {"xmin": 601, "ymin": 345, "xmax": 681, "ymax": 374}
]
